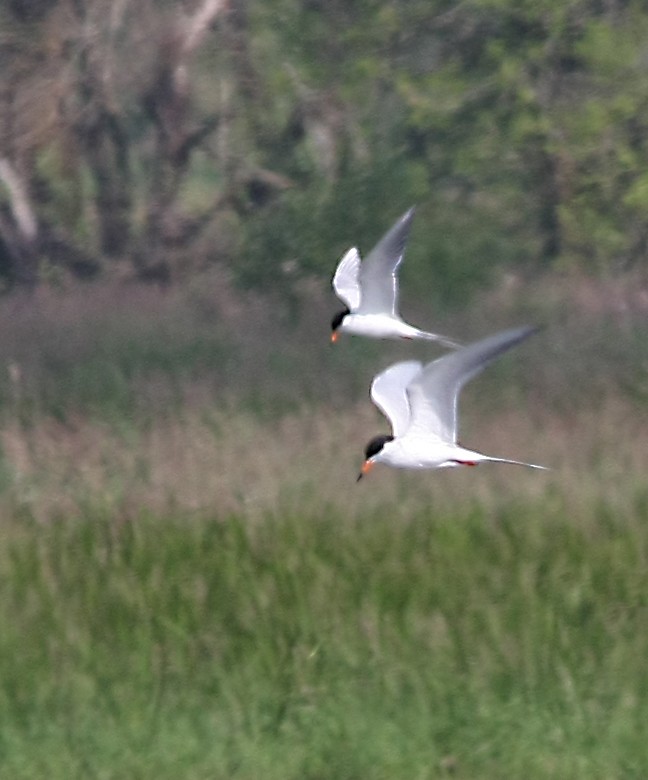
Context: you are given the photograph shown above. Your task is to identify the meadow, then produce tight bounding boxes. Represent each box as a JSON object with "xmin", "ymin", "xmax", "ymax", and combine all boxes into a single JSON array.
[{"xmin": 0, "ymin": 274, "xmax": 647, "ymax": 778}]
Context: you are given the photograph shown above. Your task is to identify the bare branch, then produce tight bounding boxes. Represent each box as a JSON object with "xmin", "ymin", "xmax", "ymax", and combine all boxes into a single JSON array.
[
  {"xmin": 180, "ymin": 0, "xmax": 228, "ymax": 56},
  {"xmin": 0, "ymin": 158, "xmax": 38, "ymax": 241}
]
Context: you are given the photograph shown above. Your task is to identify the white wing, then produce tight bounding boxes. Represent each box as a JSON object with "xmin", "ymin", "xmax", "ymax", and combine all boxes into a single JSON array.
[
  {"xmin": 332, "ymin": 247, "xmax": 361, "ymax": 311},
  {"xmin": 406, "ymin": 326, "xmax": 538, "ymax": 443},
  {"xmin": 370, "ymin": 360, "xmax": 422, "ymax": 437},
  {"xmin": 356, "ymin": 207, "xmax": 415, "ymax": 316}
]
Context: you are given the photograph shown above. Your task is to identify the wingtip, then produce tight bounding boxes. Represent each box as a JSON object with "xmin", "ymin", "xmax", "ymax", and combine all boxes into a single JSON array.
[
  {"xmin": 402, "ymin": 205, "xmax": 417, "ymax": 223},
  {"xmin": 336, "ymin": 246, "xmax": 359, "ymax": 267},
  {"xmin": 526, "ymin": 323, "xmax": 545, "ymax": 337},
  {"xmin": 505, "ymin": 323, "xmax": 542, "ymax": 347},
  {"xmin": 390, "ymin": 207, "xmax": 416, "ymax": 231}
]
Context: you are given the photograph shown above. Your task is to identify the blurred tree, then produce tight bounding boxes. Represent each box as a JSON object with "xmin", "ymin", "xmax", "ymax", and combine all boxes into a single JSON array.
[
  {"xmin": 0, "ymin": 0, "xmax": 647, "ymax": 296},
  {"xmin": 392, "ymin": 0, "xmax": 648, "ymax": 275},
  {"xmin": 0, "ymin": 0, "xmax": 288, "ymax": 285}
]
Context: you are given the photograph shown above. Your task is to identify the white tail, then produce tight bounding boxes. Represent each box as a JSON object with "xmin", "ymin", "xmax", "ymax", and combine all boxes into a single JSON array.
[
  {"xmin": 417, "ymin": 330, "xmax": 462, "ymax": 349},
  {"xmin": 485, "ymin": 456, "xmax": 549, "ymax": 471}
]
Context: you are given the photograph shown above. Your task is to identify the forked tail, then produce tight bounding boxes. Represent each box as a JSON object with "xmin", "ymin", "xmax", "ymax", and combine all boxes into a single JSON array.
[
  {"xmin": 417, "ymin": 330, "xmax": 462, "ymax": 349},
  {"xmin": 484, "ymin": 456, "xmax": 549, "ymax": 471}
]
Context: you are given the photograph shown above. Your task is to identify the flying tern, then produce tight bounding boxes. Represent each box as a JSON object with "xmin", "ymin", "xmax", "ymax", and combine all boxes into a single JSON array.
[
  {"xmin": 330, "ymin": 207, "xmax": 460, "ymax": 346},
  {"xmin": 357, "ymin": 325, "xmax": 547, "ymax": 480}
]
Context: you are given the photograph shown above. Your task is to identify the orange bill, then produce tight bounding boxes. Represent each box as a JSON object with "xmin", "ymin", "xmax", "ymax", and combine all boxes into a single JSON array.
[{"xmin": 356, "ymin": 460, "xmax": 374, "ymax": 482}]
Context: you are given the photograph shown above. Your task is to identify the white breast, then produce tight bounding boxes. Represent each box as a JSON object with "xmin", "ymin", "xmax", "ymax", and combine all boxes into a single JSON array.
[
  {"xmin": 342, "ymin": 313, "xmax": 413, "ymax": 340},
  {"xmin": 379, "ymin": 436, "xmax": 461, "ymax": 470}
]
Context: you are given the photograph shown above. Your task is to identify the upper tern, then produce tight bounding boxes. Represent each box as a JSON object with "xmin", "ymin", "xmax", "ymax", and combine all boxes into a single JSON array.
[{"xmin": 330, "ymin": 207, "xmax": 460, "ymax": 347}]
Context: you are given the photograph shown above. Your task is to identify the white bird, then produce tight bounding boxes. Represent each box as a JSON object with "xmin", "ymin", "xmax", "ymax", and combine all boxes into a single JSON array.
[
  {"xmin": 357, "ymin": 325, "xmax": 547, "ymax": 480},
  {"xmin": 330, "ymin": 207, "xmax": 460, "ymax": 346}
]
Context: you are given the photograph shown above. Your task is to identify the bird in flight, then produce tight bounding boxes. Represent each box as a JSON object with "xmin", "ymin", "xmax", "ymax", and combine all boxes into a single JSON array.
[
  {"xmin": 357, "ymin": 325, "xmax": 547, "ymax": 480},
  {"xmin": 330, "ymin": 207, "xmax": 460, "ymax": 346}
]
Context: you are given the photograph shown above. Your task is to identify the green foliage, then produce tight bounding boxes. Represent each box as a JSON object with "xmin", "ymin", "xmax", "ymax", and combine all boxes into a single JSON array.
[
  {"xmin": 1, "ymin": 501, "xmax": 648, "ymax": 777},
  {"xmin": 239, "ymin": 151, "xmax": 422, "ymax": 291},
  {"xmin": 239, "ymin": 146, "xmax": 515, "ymax": 310},
  {"xmin": 4, "ymin": 0, "xmax": 648, "ymax": 297}
]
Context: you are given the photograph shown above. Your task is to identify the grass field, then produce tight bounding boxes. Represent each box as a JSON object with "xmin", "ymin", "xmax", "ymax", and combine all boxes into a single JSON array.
[
  {"xmin": 0, "ymin": 276, "xmax": 647, "ymax": 778},
  {"xmin": 2, "ymin": 499, "xmax": 648, "ymax": 779}
]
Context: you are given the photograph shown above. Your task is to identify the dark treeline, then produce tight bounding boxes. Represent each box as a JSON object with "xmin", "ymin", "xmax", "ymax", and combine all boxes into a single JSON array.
[{"xmin": 1, "ymin": 0, "xmax": 647, "ymax": 302}]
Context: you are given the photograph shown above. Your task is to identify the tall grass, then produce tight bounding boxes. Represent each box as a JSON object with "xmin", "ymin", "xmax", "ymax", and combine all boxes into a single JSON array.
[
  {"xmin": 1, "ymin": 501, "xmax": 647, "ymax": 778},
  {"xmin": 0, "ymin": 274, "xmax": 647, "ymax": 777}
]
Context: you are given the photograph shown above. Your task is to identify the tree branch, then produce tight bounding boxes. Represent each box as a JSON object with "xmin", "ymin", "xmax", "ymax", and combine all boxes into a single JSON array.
[
  {"xmin": 0, "ymin": 158, "xmax": 38, "ymax": 242},
  {"xmin": 180, "ymin": 0, "xmax": 229, "ymax": 57}
]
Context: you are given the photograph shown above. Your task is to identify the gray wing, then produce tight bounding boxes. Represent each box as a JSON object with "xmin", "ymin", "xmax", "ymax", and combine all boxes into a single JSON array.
[
  {"xmin": 356, "ymin": 207, "xmax": 416, "ymax": 316},
  {"xmin": 405, "ymin": 326, "xmax": 539, "ymax": 442},
  {"xmin": 332, "ymin": 247, "xmax": 361, "ymax": 311},
  {"xmin": 370, "ymin": 360, "xmax": 423, "ymax": 437}
]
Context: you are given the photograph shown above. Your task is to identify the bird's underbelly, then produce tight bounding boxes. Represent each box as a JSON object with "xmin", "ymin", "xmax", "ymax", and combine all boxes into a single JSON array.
[
  {"xmin": 382, "ymin": 439, "xmax": 466, "ymax": 470},
  {"xmin": 343, "ymin": 313, "xmax": 409, "ymax": 338}
]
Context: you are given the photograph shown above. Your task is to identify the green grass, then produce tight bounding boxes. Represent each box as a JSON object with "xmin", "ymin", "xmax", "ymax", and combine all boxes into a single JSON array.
[
  {"xmin": 0, "ymin": 276, "xmax": 647, "ymax": 776},
  {"xmin": 1, "ymin": 500, "xmax": 647, "ymax": 778}
]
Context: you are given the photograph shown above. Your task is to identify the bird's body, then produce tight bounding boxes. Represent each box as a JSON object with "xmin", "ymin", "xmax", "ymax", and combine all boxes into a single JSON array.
[
  {"xmin": 372, "ymin": 435, "xmax": 485, "ymax": 470},
  {"xmin": 358, "ymin": 325, "xmax": 547, "ymax": 479},
  {"xmin": 336, "ymin": 312, "xmax": 447, "ymax": 342},
  {"xmin": 330, "ymin": 208, "xmax": 459, "ymax": 347},
  {"xmin": 370, "ymin": 435, "xmax": 541, "ymax": 471}
]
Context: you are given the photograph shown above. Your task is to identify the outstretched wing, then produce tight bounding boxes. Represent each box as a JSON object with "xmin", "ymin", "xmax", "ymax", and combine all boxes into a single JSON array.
[
  {"xmin": 356, "ymin": 207, "xmax": 415, "ymax": 316},
  {"xmin": 370, "ymin": 360, "xmax": 422, "ymax": 437},
  {"xmin": 406, "ymin": 326, "xmax": 539, "ymax": 443},
  {"xmin": 332, "ymin": 247, "xmax": 361, "ymax": 311}
]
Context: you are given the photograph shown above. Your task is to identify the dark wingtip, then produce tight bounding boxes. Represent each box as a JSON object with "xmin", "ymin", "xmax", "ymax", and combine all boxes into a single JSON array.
[
  {"xmin": 504, "ymin": 323, "xmax": 542, "ymax": 347},
  {"xmin": 519, "ymin": 323, "xmax": 543, "ymax": 345}
]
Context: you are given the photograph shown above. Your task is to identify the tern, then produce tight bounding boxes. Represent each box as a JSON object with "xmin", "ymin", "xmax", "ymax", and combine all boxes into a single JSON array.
[
  {"xmin": 330, "ymin": 207, "xmax": 460, "ymax": 346},
  {"xmin": 357, "ymin": 325, "xmax": 547, "ymax": 480}
]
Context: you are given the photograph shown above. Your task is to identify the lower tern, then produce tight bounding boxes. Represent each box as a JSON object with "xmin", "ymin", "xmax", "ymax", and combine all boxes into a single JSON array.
[
  {"xmin": 330, "ymin": 207, "xmax": 460, "ymax": 346},
  {"xmin": 357, "ymin": 325, "xmax": 547, "ymax": 480}
]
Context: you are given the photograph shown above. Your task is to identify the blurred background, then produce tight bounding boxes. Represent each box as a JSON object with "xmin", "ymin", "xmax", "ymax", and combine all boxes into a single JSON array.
[
  {"xmin": 0, "ymin": 0, "xmax": 645, "ymax": 513},
  {"xmin": 1, "ymin": 2, "xmax": 648, "ymax": 778},
  {"xmin": 4, "ymin": 0, "xmax": 648, "ymax": 294}
]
